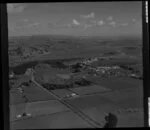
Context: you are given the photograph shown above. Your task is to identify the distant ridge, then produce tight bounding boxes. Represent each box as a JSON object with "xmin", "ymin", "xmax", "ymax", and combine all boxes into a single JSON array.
[{"xmin": 9, "ymin": 34, "xmax": 142, "ymax": 41}]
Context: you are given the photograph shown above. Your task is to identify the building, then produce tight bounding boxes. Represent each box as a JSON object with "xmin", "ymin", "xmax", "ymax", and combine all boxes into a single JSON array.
[{"xmin": 9, "ymin": 71, "xmax": 15, "ymax": 79}]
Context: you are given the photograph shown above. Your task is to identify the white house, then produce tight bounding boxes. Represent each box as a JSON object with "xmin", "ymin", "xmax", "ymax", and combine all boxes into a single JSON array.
[{"xmin": 9, "ymin": 72, "xmax": 15, "ymax": 79}]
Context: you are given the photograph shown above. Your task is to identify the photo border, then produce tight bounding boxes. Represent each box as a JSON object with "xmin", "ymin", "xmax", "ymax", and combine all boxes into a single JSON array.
[{"xmin": 1, "ymin": 1, "xmax": 149, "ymax": 129}]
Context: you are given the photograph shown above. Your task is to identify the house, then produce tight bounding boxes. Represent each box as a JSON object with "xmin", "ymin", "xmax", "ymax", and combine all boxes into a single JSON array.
[
  {"xmin": 129, "ymin": 74, "xmax": 140, "ymax": 79},
  {"xmin": 9, "ymin": 71, "xmax": 15, "ymax": 79},
  {"xmin": 25, "ymin": 68, "xmax": 34, "ymax": 77}
]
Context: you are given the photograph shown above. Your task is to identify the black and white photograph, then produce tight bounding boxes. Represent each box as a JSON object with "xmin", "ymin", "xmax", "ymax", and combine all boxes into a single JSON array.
[{"xmin": 7, "ymin": 1, "xmax": 144, "ymax": 128}]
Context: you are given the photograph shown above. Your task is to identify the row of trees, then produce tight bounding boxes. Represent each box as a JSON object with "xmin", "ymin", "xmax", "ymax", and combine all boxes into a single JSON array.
[{"xmin": 42, "ymin": 78, "xmax": 92, "ymax": 90}]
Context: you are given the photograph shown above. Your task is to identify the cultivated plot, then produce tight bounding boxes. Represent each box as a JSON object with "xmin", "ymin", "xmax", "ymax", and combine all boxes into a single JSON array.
[
  {"xmin": 70, "ymin": 85, "xmax": 111, "ymax": 95},
  {"xmin": 65, "ymin": 86, "xmax": 143, "ymax": 127},
  {"xmin": 10, "ymin": 100, "xmax": 69, "ymax": 122},
  {"xmin": 10, "ymin": 110, "xmax": 93, "ymax": 129},
  {"xmin": 10, "ymin": 83, "xmax": 55, "ymax": 105}
]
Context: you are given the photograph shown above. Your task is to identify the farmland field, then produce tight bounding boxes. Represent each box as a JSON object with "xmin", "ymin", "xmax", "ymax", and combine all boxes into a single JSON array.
[
  {"xmin": 70, "ymin": 85, "xmax": 111, "ymax": 95},
  {"xmin": 10, "ymin": 83, "xmax": 55, "ymax": 105},
  {"xmin": 65, "ymin": 85, "xmax": 143, "ymax": 127},
  {"xmin": 86, "ymin": 76, "xmax": 142, "ymax": 90},
  {"xmin": 10, "ymin": 110, "xmax": 93, "ymax": 129},
  {"xmin": 51, "ymin": 89, "xmax": 74, "ymax": 98},
  {"xmin": 10, "ymin": 100, "xmax": 70, "ymax": 122},
  {"xmin": 9, "ymin": 35, "xmax": 143, "ymax": 128}
]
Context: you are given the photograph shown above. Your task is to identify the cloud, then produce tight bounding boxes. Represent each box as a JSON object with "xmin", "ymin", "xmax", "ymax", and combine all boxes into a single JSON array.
[
  {"xmin": 9, "ymin": 22, "xmax": 40, "ymax": 32},
  {"xmin": 83, "ymin": 24, "xmax": 94, "ymax": 29},
  {"xmin": 20, "ymin": 19, "xmax": 29, "ymax": 22},
  {"xmin": 107, "ymin": 16, "xmax": 113, "ymax": 21},
  {"xmin": 73, "ymin": 19, "xmax": 80, "ymax": 26},
  {"xmin": 109, "ymin": 21, "xmax": 116, "ymax": 27},
  {"xmin": 47, "ymin": 20, "xmax": 73, "ymax": 29},
  {"xmin": 48, "ymin": 18, "xmax": 104, "ymax": 30},
  {"xmin": 97, "ymin": 20, "xmax": 105, "ymax": 26},
  {"xmin": 8, "ymin": 26, "xmax": 22, "ymax": 32},
  {"xmin": 65, "ymin": 24, "xmax": 72, "ymax": 28},
  {"xmin": 91, "ymin": 20, "xmax": 97, "ymax": 24},
  {"xmin": 80, "ymin": 12, "xmax": 95, "ymax": 19},
  {"xmin": 15, "ymin": 19, "xmax": 39, "ymax": 28},
  {"xmin": 121, "ymin": 23, "xmax": 128, "ymax": 26},
  {"xmin": 83, "ymin": 20, "xmax": 105, "ymax": 29},
  {"xmin": 132, "ymin": 19, "xmax": 136, "ymax": 22},
  {"xmin": 59, "ymin": 23, "xmax": 72, "ymax": 28},
  {"xmin": 7, "ymin": 4, "xmax": 26, "ymax": 13},
  {"xmin": 26, "ymin": 22, "xmax": 40, "ymax": 28}
]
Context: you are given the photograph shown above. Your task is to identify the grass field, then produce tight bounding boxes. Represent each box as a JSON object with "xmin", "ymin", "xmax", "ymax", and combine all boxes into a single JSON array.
[
  {"xmin": 51, "ymin": 89, "xmax": 74, "ymax": 98},
  {"xmin": 10, "ymin": 100, "xmax": 70, "ymax": 122},
  {"xmin": 116, "ymin": 111, "xmax": 144, "ymax": 127},
  {"xmin": 10, "ymin": 110, "xmax": 93, "ymax": 129},
  {"xmin": 100, "ymin": 86, "xmax": 143, "ymax": 109},
  {"xmin": 70, "ymin": 85, "xmax": 111, "ymax": 95},
  {"xmin": 86, "ymin": 76, "xmax": 142, "ymax": 90},
  {"xmin": 65, "ymin": 85, "xmax": 143, "ymax": 127},
  {"xmin": 65, "ymin": 94, "xmax": 120, "ymax": 125},
  {"xmin": 10, "ymin": 90, "xmax": 25, "ymax": 105},
  {"xmin": 10, "ymin": 83, "xmax": 55, "ymax": 105}
]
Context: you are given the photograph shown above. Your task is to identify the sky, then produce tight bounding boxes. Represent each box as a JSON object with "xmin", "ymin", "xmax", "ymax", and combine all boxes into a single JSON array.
[{"xmin": 7, "ymin": 2, "xmax": 142, "ymax": 37}]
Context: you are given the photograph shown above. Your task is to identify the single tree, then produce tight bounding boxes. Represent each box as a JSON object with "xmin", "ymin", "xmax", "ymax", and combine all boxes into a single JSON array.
[{"xmin": 103, "ymin": 113, "xmax": 118, "ymax": 128}]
